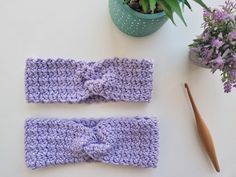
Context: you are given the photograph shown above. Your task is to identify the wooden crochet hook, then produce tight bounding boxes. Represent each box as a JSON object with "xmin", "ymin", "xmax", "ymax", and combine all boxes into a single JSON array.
[{"xmin": 184, "ymin": 83, "xmax": 220, "ymax": 173}]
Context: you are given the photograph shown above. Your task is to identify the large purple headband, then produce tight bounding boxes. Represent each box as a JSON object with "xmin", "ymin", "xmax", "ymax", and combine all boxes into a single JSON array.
[
  {"xmin": 25, "ymin": 117, "xmax": 159, "ymax": 169},
  {"xmin": 25, "ymin": 58, "xmax": 153, "ymax": 103}
]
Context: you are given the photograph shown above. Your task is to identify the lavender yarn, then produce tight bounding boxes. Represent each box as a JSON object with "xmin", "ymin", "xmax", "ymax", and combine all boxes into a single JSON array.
[
  {"xmin": 25, "ymin": 58, "xmax": 153, "ymax": 103},
  {"xmin": 24, "ymin": 117, "xmax": 159, "ymax": 169}
]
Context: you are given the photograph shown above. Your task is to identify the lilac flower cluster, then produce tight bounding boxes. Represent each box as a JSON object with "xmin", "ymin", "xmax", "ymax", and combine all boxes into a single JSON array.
[{"xmin": 190, "ymin": 0, "xmax": 236, "ymax": 93}]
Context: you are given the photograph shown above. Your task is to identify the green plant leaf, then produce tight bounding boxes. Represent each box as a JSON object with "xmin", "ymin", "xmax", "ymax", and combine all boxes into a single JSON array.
[
  {"xmin": 181, "ymin": 0, "xmax": 185, "ymax": 10},
  {"xmin": 165, "ymin": 0, "xmax": 187, "ymax": 26},
  {"xmin": 158, "ymin": 0, "xmax": 175, "ymax": 25},
  {"xmin": 149, "ymin": 0, "xmax": 158, "ymax": 13},
  {"xmin": 140, "ymin": 0, "xmax": 149, "ymax": 13},
  {"xmin": 193, "ymin": 0, "xmax": 209, "ymax": 11},
  {"xmin": 180, "ymin": 0, "xmax": 192, "ymax": 10},
  {"xmin": 123, "ymin": 0, "xmax": 130, "ymax": 4}
]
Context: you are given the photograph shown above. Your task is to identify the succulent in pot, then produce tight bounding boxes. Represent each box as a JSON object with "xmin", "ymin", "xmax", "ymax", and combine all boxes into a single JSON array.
[
  {"xmin": 109, "ymin": 0, "xmax": 209, "ymax": 37},
  {"xmin": 189, "ymin": 0, "xmax": 236, "ymax": 93}
]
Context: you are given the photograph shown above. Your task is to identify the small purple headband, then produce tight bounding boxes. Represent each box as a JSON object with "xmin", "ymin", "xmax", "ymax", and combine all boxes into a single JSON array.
[
  {"xmin": 25, "ymin": 58, "xmax": 153, "ymax": 103},
  {"xmin": 25, "ymin": 117, "xmax": 159, "ymax": 169}
]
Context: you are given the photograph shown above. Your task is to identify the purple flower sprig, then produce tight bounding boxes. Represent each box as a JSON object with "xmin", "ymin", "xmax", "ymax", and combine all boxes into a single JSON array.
[{"xmin": 190, "ymin": 0, "xmax": 236, "ymax": 93}]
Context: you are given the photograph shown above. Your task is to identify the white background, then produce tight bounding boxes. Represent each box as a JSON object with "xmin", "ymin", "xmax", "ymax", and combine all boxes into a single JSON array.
[{"xmin": 0, "ymin": 0, "xmax": 235, "ymax": 177}]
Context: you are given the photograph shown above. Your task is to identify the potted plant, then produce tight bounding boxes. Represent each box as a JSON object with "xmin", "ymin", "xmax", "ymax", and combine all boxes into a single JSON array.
[
  {"xmin": 109, "ymin": 0, "xmax": 208, "ymax": 37},
  {"xmin": 189, "ymin": 0, "xmax": 236, "ymax": 93}
]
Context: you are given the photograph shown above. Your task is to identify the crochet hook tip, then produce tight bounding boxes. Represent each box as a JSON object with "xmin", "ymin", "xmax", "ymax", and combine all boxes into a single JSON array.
[{"xmin": 184, "ymin": 82, "xmax": 188, "ymax": 89}]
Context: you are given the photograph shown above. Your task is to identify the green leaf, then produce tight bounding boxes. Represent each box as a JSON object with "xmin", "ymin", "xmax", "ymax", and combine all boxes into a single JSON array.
[
  {"xmin": 158, "ymin": 0, "xmax": 175, "ymax": 25},
  {"xmin": 181, "ymin": 0, "xmax": 192, "ymax": 10},
  {"xmin": 165, "ymin": 0, "xmax": 187, "ymax": 26},
  {"xmin": 123, "ymin": 0, "xmax": 130, "ymax": 4},
  {"xmin": 193, "ymin": 0, "xmax": 209, "ymax": 11},
  {"xmin": 181, "ymin": 0, "xmax": 185, "ymax": 10},
  {"xmin": 140, "ymin": 0, "xmax": 149, "ymax": 13},
  {"xmin": 149, "ymin": 0, "xmax": 158, "ymax": 13}
]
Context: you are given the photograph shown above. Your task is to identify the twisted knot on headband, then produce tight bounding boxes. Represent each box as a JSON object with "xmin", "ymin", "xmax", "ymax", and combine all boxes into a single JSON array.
[
  {"xmin": 76, "ymin": 64, "xmax": 116, "ymax": 97},
  {"xmin": 70, "ymin": 125, "xmax": 111, "ymax": 160},
  {"xmin": 84, "ymin": 74, "xmax": 116, "ymax": 96}
]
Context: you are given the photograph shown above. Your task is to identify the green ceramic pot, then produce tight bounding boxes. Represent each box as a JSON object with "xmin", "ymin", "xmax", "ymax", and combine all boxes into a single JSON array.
[{"xmin": 109, "ymin": 0, "xmax": 168, "ymax": 37}]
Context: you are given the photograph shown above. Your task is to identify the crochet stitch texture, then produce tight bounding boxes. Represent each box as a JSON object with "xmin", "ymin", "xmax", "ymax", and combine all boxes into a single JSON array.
[
  {"xmin": 25, "ymin": 58, "xmax": 153, "ymax": 103},
  {"xmin": 25, "ymin": 117, "xmax": 159, "ymax": 169}
]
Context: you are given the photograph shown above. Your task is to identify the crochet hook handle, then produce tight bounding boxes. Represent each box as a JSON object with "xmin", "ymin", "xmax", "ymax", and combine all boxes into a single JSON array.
[{"xmin": 184, "ymin": 83, "xmax": 220, "ymax": 173}]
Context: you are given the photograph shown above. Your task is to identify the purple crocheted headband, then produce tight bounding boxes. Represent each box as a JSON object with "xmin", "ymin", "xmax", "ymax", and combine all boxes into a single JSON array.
[
  {"xmin": 25, "ymin": 58, "xmax": 153, "ymax": 103},
  {"xmin": 25, "ymin": 117, "xmax": 159, "ymax": 169}
]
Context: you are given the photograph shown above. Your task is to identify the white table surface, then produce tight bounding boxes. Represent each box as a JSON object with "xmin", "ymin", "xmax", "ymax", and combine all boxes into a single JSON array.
[{"xmin": 0, "ymin": 0, "xmax": 235, "ymax": 176}]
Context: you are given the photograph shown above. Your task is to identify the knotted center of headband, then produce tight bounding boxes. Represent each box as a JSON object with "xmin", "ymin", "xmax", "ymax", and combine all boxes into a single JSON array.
[
  {"xmin": 70, "ymin": 124, "xmax": 111, "ymax": 160},
  {"xmin": 76, "ymin": 64, "xmax": 116, "ymax": 97}
]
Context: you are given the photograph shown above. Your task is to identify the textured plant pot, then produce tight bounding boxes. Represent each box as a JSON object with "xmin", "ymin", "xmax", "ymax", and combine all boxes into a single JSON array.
[
  {"xmin": 189, "ymin": 49, "xmax": 211, "ymax": 68},
  {"xmin": 109, "ymin": 0, "xmax": 168, "ymax": 37}
]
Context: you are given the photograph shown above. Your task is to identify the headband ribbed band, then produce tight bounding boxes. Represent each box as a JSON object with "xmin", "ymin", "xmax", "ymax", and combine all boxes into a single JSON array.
[
  {"xmin": 25, "ymin": 117, "xmax": 159, "ymax": 169},
  {"xmin": 25, "ymin": 58, "xmax": 153, "ymax": 103}
]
